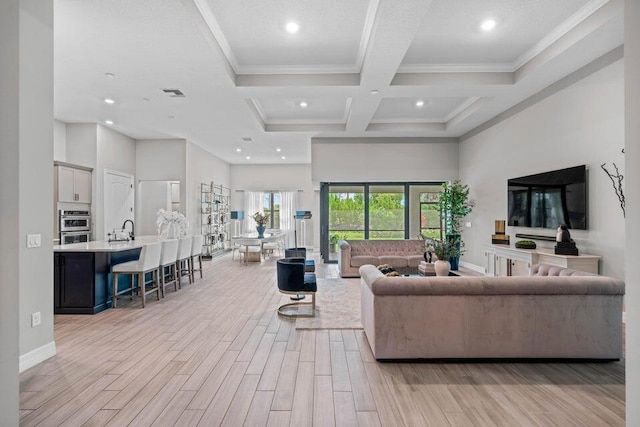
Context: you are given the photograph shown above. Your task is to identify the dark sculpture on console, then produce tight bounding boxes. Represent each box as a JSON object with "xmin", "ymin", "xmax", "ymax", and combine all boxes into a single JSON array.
[{"xmin": 554, "ymin": 224, "xmax": 578, "ymax": 255}]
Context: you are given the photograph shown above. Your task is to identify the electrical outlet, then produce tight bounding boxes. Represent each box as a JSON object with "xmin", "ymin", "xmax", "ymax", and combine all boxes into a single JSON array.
[
  {"xmin": 27, "ymin": 234, "xmax": 41, "ymax": 248},
  {"xmin": 465, "ymin": 222, "xmax": 472, "ymax": 228},
  {"xmin": 31, "ymin": 312, "xmax": 41, "ymax": 327}
]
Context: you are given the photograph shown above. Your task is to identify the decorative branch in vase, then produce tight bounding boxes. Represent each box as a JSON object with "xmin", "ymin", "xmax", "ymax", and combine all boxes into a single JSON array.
[{"xmin": 601, "ymin": 149, "xmax": 625, "ymax": 217}]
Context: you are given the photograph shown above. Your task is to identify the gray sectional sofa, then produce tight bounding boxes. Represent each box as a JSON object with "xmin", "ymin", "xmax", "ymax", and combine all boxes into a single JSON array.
[
  {"xmin": 360, "ymin": 264, "xmax": 624, "ymax": 360},
  {"xmin": 338, "ymin": 239, "xmax": 425, "ymax": 277}
]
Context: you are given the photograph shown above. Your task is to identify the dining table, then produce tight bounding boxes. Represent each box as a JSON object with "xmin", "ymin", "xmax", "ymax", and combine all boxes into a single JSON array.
[{"xmin": 231, "ymin": 232, "xmax": 284, "ymax": 262}]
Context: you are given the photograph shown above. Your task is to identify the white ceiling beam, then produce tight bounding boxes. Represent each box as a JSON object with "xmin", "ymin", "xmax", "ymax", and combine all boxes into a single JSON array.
[
  {"xmin": 346, "ymin": 0, "xmax": 435, "ymax": 133},
  {"xmin": 179, "ymin": 0, "xmax": 236, "ymax": 84},
  {"xmin": 391, "ymin": 72, "xmax": 514, "ymax": 86},
  {"xmin": 265, "ymin": 123, "xmax": 346, "ymax": 132},
  {"xmin": 366, "ymin": 122, "xmax": 445, "ymax": 132},
  {"xmin": 236, "ymin": 74, "xmax": 359, "ymax": 87},
  {"xmin": 515, "ymin": 0, "xmax": 622, "ymax": 82}
]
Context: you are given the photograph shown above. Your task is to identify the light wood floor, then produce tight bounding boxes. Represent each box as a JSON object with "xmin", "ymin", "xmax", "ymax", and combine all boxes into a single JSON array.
[{"xmin": 20, "ymin": 253, "xmax": 625, "ymax": 426}]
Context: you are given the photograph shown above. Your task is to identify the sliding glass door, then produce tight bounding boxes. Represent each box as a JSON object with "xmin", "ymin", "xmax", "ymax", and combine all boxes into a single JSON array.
[{"xmin": 320, "ymin": 182, "xmax": 443, "ymax": 262}]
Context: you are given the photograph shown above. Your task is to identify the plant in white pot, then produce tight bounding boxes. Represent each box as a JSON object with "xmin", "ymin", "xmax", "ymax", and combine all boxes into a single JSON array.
[
  {"xmin": 427, "ymin": 238, "xmax": 461, "ymax": 276},
  {"xmin": 438, "ymin": 181, "xmax": 473, "ymax": 270}
]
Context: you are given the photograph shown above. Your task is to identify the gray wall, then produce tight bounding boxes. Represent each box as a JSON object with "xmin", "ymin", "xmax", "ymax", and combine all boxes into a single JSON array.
[
  {"xmin": 95, "ymin": 124, "xmax": 136, "ymax": 240},
  {"xmin": 459, "ymin": 59, "xmax": 625, "ymax": 278},
  {"xmin": 0, "ymin": 1, "xmax": 54, "ymax": 424},
  {"xmin": 625, "ymin": 0, "xmax": 640, "ymax": 423},
  {"xmin": 311, "ymin": 138, "xmax": 459, "ymax": 183}
]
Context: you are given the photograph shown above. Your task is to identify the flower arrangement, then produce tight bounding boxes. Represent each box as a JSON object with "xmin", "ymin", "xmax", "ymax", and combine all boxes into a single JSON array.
[
  {"xmin": 251, "ymin": 211, "xmax": 270, "ymax": 226},
  {"xmin": 156, "ymin": 209, "xmax": 188, "ymax": 239}
]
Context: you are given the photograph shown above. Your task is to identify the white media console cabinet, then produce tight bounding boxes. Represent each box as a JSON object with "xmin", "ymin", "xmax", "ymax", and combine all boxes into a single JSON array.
[{"xmin": 483, "ymin": 243, "xmax": 601, "ymax": 276}]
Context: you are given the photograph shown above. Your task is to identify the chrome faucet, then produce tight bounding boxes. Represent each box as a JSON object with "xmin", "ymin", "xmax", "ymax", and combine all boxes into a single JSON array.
[{"xmin": 122, "ymin": 219, "xmax": 135, "ymax": 241}]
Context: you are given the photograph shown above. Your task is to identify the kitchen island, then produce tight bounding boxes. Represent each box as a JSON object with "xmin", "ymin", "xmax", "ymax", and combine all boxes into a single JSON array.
[{"xmin": 53, "ymin": 236, "xmax": 164, "ymax": 314}]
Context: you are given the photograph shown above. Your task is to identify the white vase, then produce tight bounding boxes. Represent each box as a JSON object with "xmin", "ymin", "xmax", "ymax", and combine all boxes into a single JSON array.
[{"xmin": 434, "ymin": 260, "xmax": 451, "ymax": 277}]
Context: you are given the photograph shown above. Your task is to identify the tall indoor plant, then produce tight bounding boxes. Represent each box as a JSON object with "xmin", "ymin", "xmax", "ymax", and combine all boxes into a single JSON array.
[{"xmin": 438, "ymin": 181, "xmax": 473, "ymax": 270}]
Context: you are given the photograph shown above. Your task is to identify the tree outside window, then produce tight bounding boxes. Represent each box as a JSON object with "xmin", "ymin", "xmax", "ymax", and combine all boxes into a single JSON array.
[
  {"xmin": 420, "ymin": 192, "xmax": 442, "ymax": 240},
  {"xmin": 263, "ymin": 192, "xmax": 281, "ymax": 229}
]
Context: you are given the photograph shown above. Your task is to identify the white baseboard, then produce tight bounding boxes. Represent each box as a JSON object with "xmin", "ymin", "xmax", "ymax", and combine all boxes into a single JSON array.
[
  {"xmin": 459, "ymin": 261, "xmax": 485, "ymax": 274},
  {"xmin": 19, "ymin": 341, "xmax": 56, "ymax": 373}
]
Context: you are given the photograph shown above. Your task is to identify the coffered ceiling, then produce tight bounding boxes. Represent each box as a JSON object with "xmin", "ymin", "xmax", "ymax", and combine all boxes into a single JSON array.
[{"xmin": 54, "ymin": 0, "xmax": 623, "ymax": 164}]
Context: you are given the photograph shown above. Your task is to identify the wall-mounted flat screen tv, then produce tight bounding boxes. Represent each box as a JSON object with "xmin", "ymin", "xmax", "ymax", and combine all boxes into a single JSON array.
[{"xmin": 507, "ymin": 165, "xmax": 587, "ymax": 230}]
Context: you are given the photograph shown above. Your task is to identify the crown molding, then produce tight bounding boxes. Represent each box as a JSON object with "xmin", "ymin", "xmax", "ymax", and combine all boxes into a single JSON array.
[
  {"xmin": 193, "ymin": 0, "xmax": 379, "ymax": 76},
  {"xmin": 444, "ymin": 97, "xmax": 481, "ymax": 122},
  {"xmin": 397, "ymin": 63, "xmax": 514, "ymax": 73},
  {"xmin": 191, "ymin": 0, "xmax": 240, "ymax": 74},
  {"xmin": 512, "ymin": 0, "xmax": 610, "ymax": 70},
  {"xmin": 248, "ymin": 98, "xmax": 352, "ymax": 125},
  {"xmin": 396, "ymin": 0, "xmax": 610, "ymax": 75},
  {"xmin": 236, "ymin": 64, "xmax": 361, "ymax": 75}
]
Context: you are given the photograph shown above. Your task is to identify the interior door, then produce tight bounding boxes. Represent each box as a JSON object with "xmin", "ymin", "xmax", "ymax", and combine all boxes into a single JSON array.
[{"xmin": 104, "ymin": 171, "xmax": 134, "ymax": 239}]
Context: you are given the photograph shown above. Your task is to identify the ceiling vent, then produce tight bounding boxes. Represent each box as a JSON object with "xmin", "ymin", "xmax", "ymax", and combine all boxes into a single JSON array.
[
  {"xmin": 162, "ymin": 89, "xmax": 185, "ymax": 97},
  {"xmin": 242, "ymin": 137, "xmax": 253, "ymax": 142}
]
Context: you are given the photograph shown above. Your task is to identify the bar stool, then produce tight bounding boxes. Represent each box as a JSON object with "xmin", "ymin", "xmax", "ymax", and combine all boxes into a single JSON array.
[
  {"xmin": 190, "ymin": 235, "xmax": 204, "ymax": 280},
  {"xmin": 112, "ymin": 242, "xmax": 162, "ymax": 308},
  {"xmin": 158, "ymin": 239, "xmax": 179, "ymax": 297},
  {"xmin": 177, "ymin": 236, "xmax": 193, "ymax": 286}
]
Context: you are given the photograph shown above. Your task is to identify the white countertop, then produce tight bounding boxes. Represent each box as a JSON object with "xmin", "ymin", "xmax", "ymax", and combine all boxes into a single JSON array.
[{"xmin": 53, "ymin": 235, "xmax": 165, "ymax": 252}]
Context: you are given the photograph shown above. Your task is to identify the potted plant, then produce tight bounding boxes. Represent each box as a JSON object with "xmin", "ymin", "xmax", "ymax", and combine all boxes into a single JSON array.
[
  {"xmin": 251, "ymin": 211, "xmax": 270, "ymax": 238},
  {"xmin": 427, "ymin": 238, "xmax": 461, "ymax": 276},
  {"xmin": 329, "ymin": 234, "xmax": 340, "ymax": 253},
  {"xmin": 438, "ymin": 181, "xmax": 473, "ymax": 270}
]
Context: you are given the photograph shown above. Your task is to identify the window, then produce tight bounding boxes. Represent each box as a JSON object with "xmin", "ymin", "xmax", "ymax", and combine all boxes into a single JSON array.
[
  {"xmin": 419, "ymin": 192, "xmax": 442, "ymax": 240},
  {"xmin": 262, "ymin": 192, "xmax": 281, "ymax": 229}
]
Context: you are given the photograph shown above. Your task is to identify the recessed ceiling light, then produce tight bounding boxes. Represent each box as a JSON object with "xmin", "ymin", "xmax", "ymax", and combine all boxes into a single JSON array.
[
  {"xmin": 415, "ymin": 100, "xmax": 425, "ymax": 107},
  {"xmin": 242, "ymin": 137, "xmax": 253, "ymax": 142},
  {"xmin": 481, "ymin": 19, "xmax": 496, "ymax": 31},
  {"xmin": 299, "ymin": 101, "xmax": 308, "ymax": 108},
  {"xmin": 370, "ymin": 90, "xmax": 379, "ymax": 95},
  {"xmin": 236, "ymin": 148, "xmax": 242, "ymax": 152},
  {"xmin": 104, "ymin": 98, "xmax": 115, "ymax": 104},
  {"xmin": 286, "ymin": 22, "xmax": 299, "ymax": 34},
  {"xmin": 105, "ymin": 120, "xmax": 114, "ymax": 125},
  {"xmin": 281, "ymin": 156, "xmax": 286, "ymax": 160},
  {"xmin": 276, "ymin": 148, "xmax": 282, "ymax": 152},
  {"xmin": 168, "ymin": 115, "xmax": 175, "ymax": 119},
  {"xmin": 105, "ymin": 72, "xmax": 116, "ymax": 79},
  {"xmin": 246, "ymin": 156, "xmax": 251, "ymax": 160}
]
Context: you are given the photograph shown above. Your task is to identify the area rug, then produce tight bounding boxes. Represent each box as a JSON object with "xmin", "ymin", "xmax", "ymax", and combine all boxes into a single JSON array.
[{"xmin": 294, "ymin": 277, "xmax": 363, "ymax": 330}]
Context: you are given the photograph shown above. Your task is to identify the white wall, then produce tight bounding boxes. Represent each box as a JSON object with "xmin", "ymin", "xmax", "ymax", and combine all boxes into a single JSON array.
[
  {"xmin": 1, "ymin": 2, "xmax": 22, "ymax": 422},
  {"xmin": 135, "ymin": 139, "xmax": 187, "ymax": 232},
  {"xmin": 138, "ymin": 181, "xmax": 171, "ymax": 236},
  {"xmin": 1, "ymin": 3, "xmax": 54, "ymax": 424},
  {"xmin": 186, "ymin": 141, "xmax": 231, "ymax": 236},
  {"xmin": 625, "ymin": 0, "xmax": 640, "ymax": 423},
  {"xmin": 53, "ymin": 119, "xmax": 66, "ymax": 161},
  {"xmin": 95, "ymin": 125, "xmax": 136, "ymax": 240},
  {"xmin": 459, "ymin": 59, "xmax": 625, "ymax": 278},
  {"xmin": 311, "ymin": 138, "xmax": 459, "ymax": 183},
  {"xmin": 65, "ymin": 123, "xmax": 97, "ymax": 169}
]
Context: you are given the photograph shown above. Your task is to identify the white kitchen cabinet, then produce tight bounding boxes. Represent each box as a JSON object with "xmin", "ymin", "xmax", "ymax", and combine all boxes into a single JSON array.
[{"xmin": 56, "ymin": 164, "xmax": 92, "ymax": 203}]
